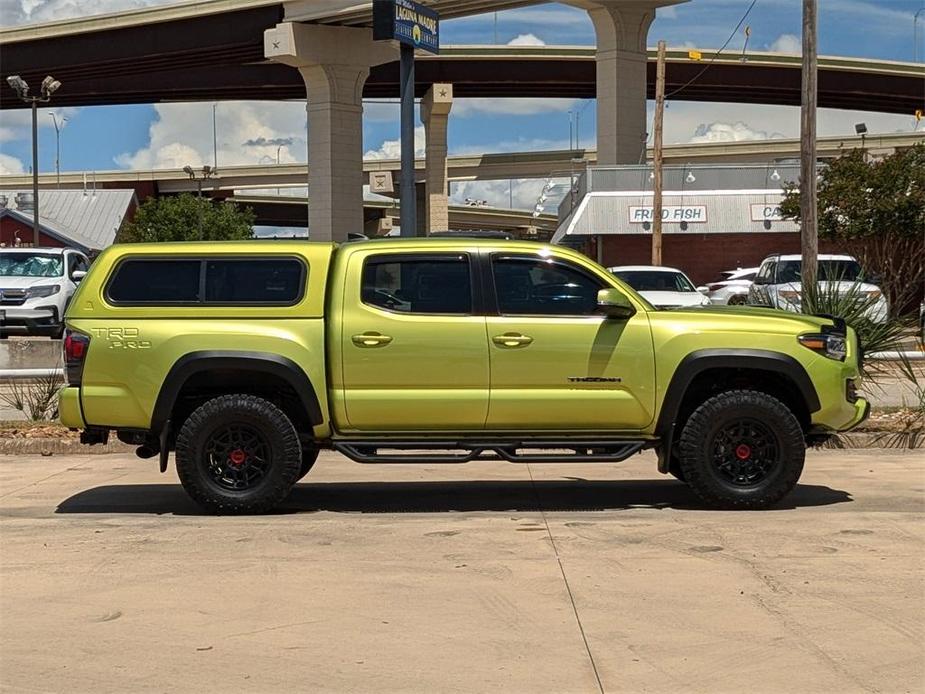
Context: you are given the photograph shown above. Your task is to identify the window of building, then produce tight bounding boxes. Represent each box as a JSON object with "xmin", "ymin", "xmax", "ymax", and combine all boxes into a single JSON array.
[
  {"xmin": 362, "ymin": 255, "xmax": 472, "ymax": 315},
  {"xmin": 492, "ymin": 255, "xmax": 603, "ymax": 316}
]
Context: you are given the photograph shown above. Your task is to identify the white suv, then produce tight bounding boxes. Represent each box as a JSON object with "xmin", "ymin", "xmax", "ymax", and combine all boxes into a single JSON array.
[
  {"xmin": 747, "ymin": 253, "xmax": 888, "ymax": 323},
  {"xmin": 0, "ymin": 247, "xmax": 89, "ymax": 339}
]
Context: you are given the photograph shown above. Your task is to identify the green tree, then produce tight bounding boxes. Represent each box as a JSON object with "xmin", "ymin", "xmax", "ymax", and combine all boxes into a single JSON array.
[
  {"xmin": 118, "ymin": 194, "xmax": 256, "ymax": 243},
  {"xmin": 779, "ymin": 143, "xmax": 925, "ymax": 312}
]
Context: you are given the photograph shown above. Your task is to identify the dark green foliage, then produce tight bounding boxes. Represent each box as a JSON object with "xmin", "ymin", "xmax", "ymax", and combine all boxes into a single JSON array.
[
  {"xmin": 780, "ymin": 144, "xmax": 925, "ymax": 312},
  {"xmin": 118, "ymin": 194, "xmax": 256, "ymax": 244}
]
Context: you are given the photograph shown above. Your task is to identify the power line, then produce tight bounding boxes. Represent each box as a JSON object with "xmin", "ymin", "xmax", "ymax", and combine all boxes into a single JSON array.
[{"xmin": 665, "ymin": 0, "xmax": 759, "ymax": 100}]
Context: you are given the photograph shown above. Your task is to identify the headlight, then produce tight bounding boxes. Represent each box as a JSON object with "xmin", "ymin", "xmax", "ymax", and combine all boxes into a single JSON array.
[
  {"xmin": 798, "ymin": 333, "xmax": 847, "ymax": 361},
  {"xmin": 27, "ymin": 285, "xmax": 61, "ymax": 299}
]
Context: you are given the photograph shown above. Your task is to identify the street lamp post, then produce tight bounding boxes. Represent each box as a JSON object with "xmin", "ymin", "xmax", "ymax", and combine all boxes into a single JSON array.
[
  {"xmin": 183, "ymin": 165, "xmax": 217, "ymax": 239},
  {"xmin": 915, "ymin": 8, "xmax": 924, "ymax": 63},
  {"xmin": 49, "ymin": 113, "xmax": 67, "ymax": 188},
  {"xmin": 6, "ymin": 75, "xmax": 61, "ymax": 247}
]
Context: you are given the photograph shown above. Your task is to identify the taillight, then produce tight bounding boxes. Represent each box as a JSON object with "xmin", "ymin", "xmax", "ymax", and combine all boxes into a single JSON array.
[{"xmin": 64, "ymin": 329, "xmax": 90, "ymax": 386}]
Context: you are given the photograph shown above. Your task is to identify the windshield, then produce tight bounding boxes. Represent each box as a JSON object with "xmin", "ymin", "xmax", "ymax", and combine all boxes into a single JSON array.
[
  {"xmin": 776, "ymin": 259, "xmax": 863, "ymax": 284},
  {"xmin": 614, "ymin": 270, "xmax": 696, "ymax": 293},
  {"xmin": 0, "ymin": 253, "xmax": 64, "ymax": 278}
]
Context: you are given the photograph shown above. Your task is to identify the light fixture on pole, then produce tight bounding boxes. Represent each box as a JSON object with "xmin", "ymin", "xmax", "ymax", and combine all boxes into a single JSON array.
[
  {"xmin": 855, "ymin": 122, "xmax": 867, "ymax": 154},
  {"xmin": 184, "ymin": 165, "xmax": 217, "ymax": 239},
  {"xmin": 49, "ymin": 113, "xmax": 67, "ymax": 189},
  {"xmin": 6, "ymin": 74, "xmax": 61, "ymax": 247}
]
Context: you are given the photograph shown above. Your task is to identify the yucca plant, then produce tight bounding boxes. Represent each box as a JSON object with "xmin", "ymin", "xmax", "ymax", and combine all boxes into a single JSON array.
[
  {"xmin": 800, "ymin": 278, "xmax": 910, "ymax": 381},
  {"xmin": 801, "ymin": 280, "xmax": 922, "ymax": 448}
]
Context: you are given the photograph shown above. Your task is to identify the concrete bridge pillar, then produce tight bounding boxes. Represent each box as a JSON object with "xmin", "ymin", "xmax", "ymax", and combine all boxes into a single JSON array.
[
  {"xmin": 421, "ymin": 83, "xmax": 454, "ymax": 234},
  {"xmin": 566, "ymin": 1, "xmax": 682, "ymax": 165},
  {"xmin": 265, "ymin": 23, "xmax": 396, "ymax": 241}
]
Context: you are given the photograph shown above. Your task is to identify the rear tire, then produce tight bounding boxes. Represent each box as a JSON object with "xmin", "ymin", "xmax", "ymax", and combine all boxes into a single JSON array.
[
  {"xmin": 175, "ymin": 394, "xmax": 302, "ymax": 514},
  {"xmin": 678, "ymin": 389, "xmax": 805, "ymax": 509},
  {"xmin": 727, "ymin": 294, "xmax": 747, "ymax": 306}
]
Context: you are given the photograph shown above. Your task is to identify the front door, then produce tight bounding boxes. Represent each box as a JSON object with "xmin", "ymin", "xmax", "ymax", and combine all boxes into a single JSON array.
[
  {"xmin": 339, "ymin": 250, "xmax": 489, "ymax": 431},
  {"xmin": 485, "ymin": 252, "xmax": 655, "ymax": 431}
]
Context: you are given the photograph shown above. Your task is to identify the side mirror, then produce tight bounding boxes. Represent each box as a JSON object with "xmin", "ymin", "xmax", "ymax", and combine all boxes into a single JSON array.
[
  {"xmin": 751, "ymin": 275, "xmax": 769, "ymax": 285},
  {"xmin": 696, "ymin": 286, "xmax": 709, "ymax": 295},
  {"xmin": 71, "ymin": 270, "xmax": 87, "ymax": 283},
  {"xmin": 597, "ymin": 288, "xmax": 636, "ymax": 319}
]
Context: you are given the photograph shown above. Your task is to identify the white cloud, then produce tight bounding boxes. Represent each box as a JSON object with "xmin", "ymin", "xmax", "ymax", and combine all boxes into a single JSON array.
[
  {"xmin": 0, "ymin": 107, "xmax": 77, "ymax": 143},
  {"xmin": 767, "ymin": 33, "xmax": 801, "ymax": 55},
  {"xmin": 453, "ymin": 98, "xmax": 578, "ymax": 118},
  {"xmin": 688, "ymin": 121, "xmax": 786, "ymax": 143},
  {"xmin": 658, "ymin": 6, "xmax": 678, "ymax": 20},
  {"xmin": 364, "ymin": 125, "xmax": 425, "ymax": 160},
  {"xmin": 0, "ymin": 152, "xmax": 25, "ymax": 175},
  {"xmin": 0, "ymin": 0, "xmax": 172, "ymax": 24},
  {"xmin": 115, "ymin": 101, "xmax": 308, "ymax": 170},
  {"xmin": 507, "ymin": 33, "xmax": 546, "ymax": 47},
  {"xmin": 652, "ymin": 101, "xmax": 917, "ymax": 146}
]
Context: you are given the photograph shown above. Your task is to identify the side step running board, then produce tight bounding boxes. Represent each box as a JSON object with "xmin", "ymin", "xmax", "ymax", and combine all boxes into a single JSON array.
[{"xmin": 333, "ymin": 440, "xmax": 648, "ymax": 464}]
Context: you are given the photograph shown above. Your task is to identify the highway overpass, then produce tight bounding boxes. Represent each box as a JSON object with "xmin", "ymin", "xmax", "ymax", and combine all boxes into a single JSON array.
[
  {"xmin": 2, "ymin": 132, "xmax": 919, "ymax": 195},
  {"xmin": 1, "ymin": 2, "xmax": 922, "ymax": 114}
]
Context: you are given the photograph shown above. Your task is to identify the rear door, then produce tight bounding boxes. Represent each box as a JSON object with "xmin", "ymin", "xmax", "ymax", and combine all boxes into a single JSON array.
[
  {"xmin": 338, "ymin": 249, "xmax": 489, "ymax": 431},
  {"xmin": 483, "ymin": 251, "xmax": 655, "ymax": 431}
]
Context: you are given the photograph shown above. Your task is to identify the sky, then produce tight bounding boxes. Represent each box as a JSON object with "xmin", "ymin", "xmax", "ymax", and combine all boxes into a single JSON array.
[{"xmin": 0, "ymin": 0, "xmax": 923, "ymax": 210}]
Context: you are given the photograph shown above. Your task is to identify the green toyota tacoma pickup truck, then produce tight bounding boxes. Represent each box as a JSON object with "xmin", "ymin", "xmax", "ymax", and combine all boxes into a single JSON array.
[{"xmin": 60, "ymin": 238, "xmax": 869, "ymax": 514}]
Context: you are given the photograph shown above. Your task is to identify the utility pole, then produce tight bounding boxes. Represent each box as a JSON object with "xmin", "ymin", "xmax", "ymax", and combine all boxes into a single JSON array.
[
  {"xmin": 800, "ymin": 0, "xmax": 819, "ymax": 290},
  {"xmin": 651, "ymin": 40, "xmax": 667, "ymax": 266},
  {"xmin": 212, "ymin": 103, "xmax": 218, "ymax": 171},
  {"xmin": 399, "ymin": 42, "xmax": 417, "ymax": 236}
]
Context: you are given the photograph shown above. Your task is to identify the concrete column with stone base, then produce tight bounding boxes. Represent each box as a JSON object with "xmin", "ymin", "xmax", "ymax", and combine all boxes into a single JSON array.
[
  {"xmin": 265, "ymin": 23, "xmax": 396, "ymax": 241},
  {"xmin": 421, "ymin": 84, "xmax": 453, "ymax": 234},
  {"xmin": 566, "ymin": 1, "xmax": 683, "ymax": 165}
]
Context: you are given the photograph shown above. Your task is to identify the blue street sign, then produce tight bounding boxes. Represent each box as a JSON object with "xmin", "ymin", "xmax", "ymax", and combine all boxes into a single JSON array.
[{"xmin": 373, "ymin": 0, "xmax": 440, "ymax": 55}]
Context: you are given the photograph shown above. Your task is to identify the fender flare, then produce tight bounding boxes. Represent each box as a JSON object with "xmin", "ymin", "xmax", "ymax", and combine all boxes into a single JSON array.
[
  {"xmin": 654, "ymin": 349, "xmax": 820, "ymax": 472},
  {"xmin": 149, "ymin": 351, "xmax": 323, "ymax": 434}
]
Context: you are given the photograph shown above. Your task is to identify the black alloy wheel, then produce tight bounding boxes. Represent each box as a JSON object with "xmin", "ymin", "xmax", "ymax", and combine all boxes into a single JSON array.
[
  {"xmin": 678, "ymin": 389, "xmax": 805, "ymax": 509},
  {"xmin": 175, "ymin": 394, "xmax": 302, "ymax": 514},
  {"xmin": 710, "ymin": 418, "xmax": 781, "ymax": 487}
]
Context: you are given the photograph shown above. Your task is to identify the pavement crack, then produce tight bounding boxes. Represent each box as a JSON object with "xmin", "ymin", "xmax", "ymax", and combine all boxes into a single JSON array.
[
  {"xmin": 224, "ymin": 619, "xmax": 326, "ymax": 639},
  {"xmin": 526, "ymin": 463, "xmax": 605, "ymax": 694}
]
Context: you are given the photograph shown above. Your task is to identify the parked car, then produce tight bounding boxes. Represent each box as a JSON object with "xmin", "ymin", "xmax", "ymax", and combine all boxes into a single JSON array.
[
  {"xmin": 608, "ymin": 265, "xmax": 711, "ymax": 309},
  {"xmin": 0, "ymin": 247, "xmax": 89, "ymax": 339},
  {"xmin": 747, "ymin": 254, "xmax": 888, "ymax": 323},
  {"xmin": 61, "ymin": 239, "xmax": 868, "ymax": 513},
  {"xmin": 698, "ymin": 267, "xmax": 759, "ymax": 306}
]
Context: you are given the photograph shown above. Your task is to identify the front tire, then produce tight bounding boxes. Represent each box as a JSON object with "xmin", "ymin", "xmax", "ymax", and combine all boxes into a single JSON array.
[
  {"xmin": 175, "ymin": 394, "xmax": 302, "ymax": 514},
  {"xmin": 678, "ymin": 390, "xmax": 805, "ymax": 509}
]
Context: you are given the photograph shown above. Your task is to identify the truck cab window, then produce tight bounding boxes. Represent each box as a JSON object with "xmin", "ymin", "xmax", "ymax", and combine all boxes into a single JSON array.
[
  {"xmin": 492, "ymin": 256, "xmax": 602, "ymax": 316},
  {"xmin": 362, "ymin": 255, "xmax": 472, "ymax": 315}
]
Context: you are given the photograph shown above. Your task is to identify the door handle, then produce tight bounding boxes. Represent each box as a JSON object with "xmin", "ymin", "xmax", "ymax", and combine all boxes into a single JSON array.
[
  {"xmin": 352, "ymin": 332, "xmax": 393, "ymax": 347},
  {"xmin": 492, "ymin": 333, "xmax": 533, "ymax": 348}
]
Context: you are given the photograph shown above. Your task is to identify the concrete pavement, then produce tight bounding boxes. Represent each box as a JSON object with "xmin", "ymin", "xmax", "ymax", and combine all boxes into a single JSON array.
[{"xmin": 0, "ymin": 449, "xmax": 922, "ymax": 693}]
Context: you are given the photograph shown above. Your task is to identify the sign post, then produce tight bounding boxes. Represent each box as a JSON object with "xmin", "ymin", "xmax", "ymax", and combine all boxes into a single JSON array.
[{"xmin": 374, "ymin": 0, "xmax": 440, "ymax": 237}]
